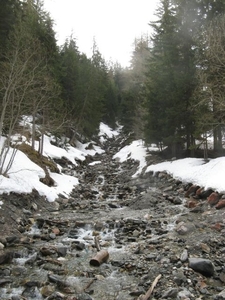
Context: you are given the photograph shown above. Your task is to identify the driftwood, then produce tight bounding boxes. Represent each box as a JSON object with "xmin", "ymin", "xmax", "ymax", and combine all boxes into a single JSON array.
[
  {"xmin": 138, "ymin": 274, "xmax": 162, "ymax": 300},
  {"xmin": 43, "ymin": 258, "xmax": 63, "ymax": 266},
  {"xmin": 83, "ymin": 278, "xmax": 97, "ymax": 291},
  {"xmin": 89, "ymin": 249, "xmax": 109, "ymax": 266},
  {"xmin": 45, "ymin": 219, "xmax": 69, "ymax": 226},
  {"xmin": 94, "ymin": 236, "xmax": 101, "ymax": 251}
]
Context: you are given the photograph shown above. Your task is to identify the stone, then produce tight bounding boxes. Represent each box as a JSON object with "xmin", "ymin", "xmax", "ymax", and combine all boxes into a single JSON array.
[
  {"xmin": 75, "ymin": 242, "xmax": 86, "ymax": 251},
  {"xmin": 173, "ymin": 197, "xmax": 182, "ymax": 204},
  {"xmin": 188, "ymin": 257, "xmax": 214, "ymax": 277},
  {"xmin": 178, "ymin": 288, "xmax": 194, "ymax": 299},
  {"xmin": 22, "ymin": 208, "xmax": 32, "ymax": 215},
  {"xmin": 40, "ymin": 247, "xmax": 56, "ymax": 256},
  {"xmin": 173, "ymin": 270, "xmax": 187, "ymax": 286},
  {"xmin": 215, "ymin": 289, "xmax": 225, "ymax": 299},
  {"xmin": 41, "ymin": 285, "xmax": 55, "ymax": 297},
  {"xmin": 162, "ymin": 287, "xmax": 178, "ymax": 299},
  {"xmin": 185, "ymin": 185, "xmax": 200, "ymax": 197},
  {"xmin": 215, "ymin": 200, "xmax": 225, "ymax": 209},
  {"xmin": 187, "ymin": 198, "xmax": 198, "ymax": 208},
  {"xmin": 52, "ymin": 227, "xmax": 60, "ymax": 235},
  {"xmin": 0, "ymin": 251, "xmax": 14, "ymax": 264},
  {"xmin": 211, "ymin": 223, "xmax": 222, "ymax": 231},
  {"xmin": 176, "ymin": 222, "xmax": 196, "ymax": 235},
  {"xmin": 25, "ymin": 252, "xmax": 38, "ymax": 265},
  {"xmin": 49, "ymin": 233, "xmax": 56, "ymax": 239},
  {"xmin": 199, "ymin": 188, "xmax": 214, "ymax": 199},
  {"xmin": 76, "ymin": 293, "xmax": 93, "ymax": 300},
  {"xmin": 180, "ymin": 249, "xmax": 188, "ymax": 262},
  {"xmin": 200, "ymin": 243, "xmax": 210, "ymax": 254},
  {"xmin": 57, "ymin": 246, "xmax": 68, "ymax": 257},
  {"xmin": 207, "ymin": 192, "xmax": 220, "ymax": 206}
]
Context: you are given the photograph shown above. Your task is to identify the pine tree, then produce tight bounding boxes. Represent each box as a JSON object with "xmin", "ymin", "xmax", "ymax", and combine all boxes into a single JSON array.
[
  {"xmin": 145, "ymin": 0, "xmax": 183, "ymax": 156},
  {"xmin": 0, "ymin": 0, "xmax": 21, "ymax": 57}
]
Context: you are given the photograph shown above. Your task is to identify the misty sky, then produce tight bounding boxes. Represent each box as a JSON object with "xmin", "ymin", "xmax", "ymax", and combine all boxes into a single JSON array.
[{"xmin": 43, "ymin": 0, "xmax": 159, "ymax": 67}]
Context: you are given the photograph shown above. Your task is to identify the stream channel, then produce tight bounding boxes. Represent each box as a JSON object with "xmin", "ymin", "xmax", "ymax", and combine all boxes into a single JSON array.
[{"xmin": 1, "ymin": 136, "xmax": 219, "ymax": 300}]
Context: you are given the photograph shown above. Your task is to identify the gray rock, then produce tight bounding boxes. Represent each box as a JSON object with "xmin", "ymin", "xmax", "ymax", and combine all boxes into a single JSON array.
[
  {"xmin": 176, "ymin": 222, "xmax": 196, "ymax": 235},
  {"xmin": 189, "ymin": 257, "xmax": 214, "ymax": 277},
  {"xmin": 180, "ymin": 249, "xmax": 188, "ymax": 262},
  {"xmin": 215, "ymin": 289, "xmax": 225, "ymax": 299},
  {"xmin": 162, "ymin": 287, "xmax": 178, "ymax": 298}
]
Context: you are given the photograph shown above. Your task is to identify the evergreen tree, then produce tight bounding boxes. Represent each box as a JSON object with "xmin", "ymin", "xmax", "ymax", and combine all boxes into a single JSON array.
[
  {"xmin": 145, "ymin": 0, "xmax": 184, "ymax": 156},
  {"xmin": 0, "ymin": 0, "xmax": 21, "ymax": 57},
  {"xmin": 102, "ymin": 66, "xmax": 119, "ymax": 129},
  {"xmin": 129, "ymin": 36, "xmax": 151, "ymax": 138}
]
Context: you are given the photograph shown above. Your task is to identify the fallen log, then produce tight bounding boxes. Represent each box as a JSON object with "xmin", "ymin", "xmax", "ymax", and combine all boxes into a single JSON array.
[
  {"xmin": 89, "ymin": 249, "xmax": 109, "ymax": 267},
  {"xmin": 138, "ymin": 274, "xmax": 162, "ymax": 300}
]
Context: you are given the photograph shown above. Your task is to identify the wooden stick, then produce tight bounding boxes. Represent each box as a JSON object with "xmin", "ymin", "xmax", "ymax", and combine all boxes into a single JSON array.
[
  {"xmin": 94, "ymin": 235, "xmax": 101, "ymax": 251},
  {"xmin": 138, "ymin": 274, "xmax": 162, "ymax": 300},
  {"xmin": 83, "ymin": 278, "xmax": 96, "ymax": 291}
]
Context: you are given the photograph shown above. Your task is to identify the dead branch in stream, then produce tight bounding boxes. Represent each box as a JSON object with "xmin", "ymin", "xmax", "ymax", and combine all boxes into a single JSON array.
[
  {"xmin": 94, "ymin": 235, "xmax": 101, "ymax": 251},
  {"xmin": 138, "ymin": 274, "xmax": 162, "ymax": 300}
]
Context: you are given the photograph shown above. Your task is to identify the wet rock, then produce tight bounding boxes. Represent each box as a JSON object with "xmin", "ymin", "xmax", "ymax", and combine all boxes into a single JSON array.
[
  {"xmin": 173, "ymin": 269, "xmax": 187, "ymax": 286},
  {"xmin": 57, "ymin": 246, "xmax": 68, "ymax": 257},
  {"xmin": 0, "ymin": 251, "xmax": 14, "ymax": 264},
  {"xmin": 178, "ymin": 288, "xmax": 194, "ymax": 299},
  {"xmin": 22, "ymin": 286, "xmax": 42, "ymax": 298},
  {"xmin": 0, "ymin": 278, "xmax": 13, "ymax": 286},
  {"xmin": 46, "ymin": 291, "xmax": 66, "ymax": 299},
  {"xmin": 200, "ymin": 242, "xmax": 211, "ymax": 254},
  {"xmin": 219, "ymin": 271, "xmax": 225, "ymax": 283},
  {"xmin": 49, "ymin": 233, "xmax": 57, "ymax": 239},
  {"xmin": 6, "ymin": 235, "xmax": 20, "ymax": 244},
  {"xmin": 41, "ymin": 285, "xmax": 56, "ymax": 297},
  {"xmin": 188, "ymin": 257, "xmax": 214, "ymax": 277},
  {"xmin": 176, "ymin": 222, "xmax": 196, "ymax": 235},
  {"xmin": 173, "ymin": 197, "xmax": 182, "ymax": 204},
  {"xmin": 162, "ymin": 287, "xmax": 178, "ymax": 298},
  {"xmin": 76, "ymin": 293, "xmax": 93, "ymax": 300},
  {"xmin": 25, "ymin": 252, "xmax": 38, "ymax": 264},
  {"xmin": 40, "ymin": 246, "xmax": 57, "ymax": 256},
  {"xmin": 215, "ymin": 289, "xmax": 225, "ymax": 299},
  {"xmin": 180, "ymin": 249, "xmax": 188, "ymax": 262},
  {"xmin": 72, "ymin": 241, "xmax": 86, "ymax": 251}
]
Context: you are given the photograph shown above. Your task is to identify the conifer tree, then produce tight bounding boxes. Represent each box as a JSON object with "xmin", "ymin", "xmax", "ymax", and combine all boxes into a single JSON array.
[{"xmin": 145, "ymin": 0, "xmax": 183, "ymax": 156}]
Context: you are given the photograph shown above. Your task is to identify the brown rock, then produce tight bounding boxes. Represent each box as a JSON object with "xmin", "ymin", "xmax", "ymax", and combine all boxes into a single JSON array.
[
  {"xmin": 211, "ymin": 223, "xmax": 222, "ymax": 231},
  {"xmin": 215, "ymin": 200, "xmax": 225, "ymax": 209},
  {"xmin": 52, "ymin": 227, "xmax": 60, "ymax": 235},
  {"xmin": 207, "ymin": 192, "xmax": 220, "ymax": 206},
  {"xmin": 186, "ymin": 199, "xmax": 198, "ymax": 208},
  {"xmin": 196, "ymin": 187, "xmax": 204, "ymax": 196},
  {"xmin": 185, "ymin": 185, "xmax": 200, "ymax": 197}
]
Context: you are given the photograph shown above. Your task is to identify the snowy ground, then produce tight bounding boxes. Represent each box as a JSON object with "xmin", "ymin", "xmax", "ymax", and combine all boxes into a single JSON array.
[{"xmin": 1, "ymin": 121, "xmax": 225, "ymax": 205}]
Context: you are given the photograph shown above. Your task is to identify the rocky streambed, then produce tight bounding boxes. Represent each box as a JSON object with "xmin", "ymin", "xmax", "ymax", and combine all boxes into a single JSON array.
[{"xmin": 1, "ymin": 140, "xmax": 225, "ymax": 299}]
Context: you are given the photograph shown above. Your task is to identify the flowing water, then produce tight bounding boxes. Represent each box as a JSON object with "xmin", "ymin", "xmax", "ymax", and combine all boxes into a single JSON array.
[{"xmin": 0, "ymin": 152, "xmax": 189, "ymax": 300}]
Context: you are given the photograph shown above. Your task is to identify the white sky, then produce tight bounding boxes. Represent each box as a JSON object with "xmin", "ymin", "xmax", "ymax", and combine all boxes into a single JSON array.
[
  {"xmin": 43, "ymin": 0, "xmax": 159, "ymax": 67},
  {"xmin": 1, "ymin": 121, "xmax": 225, "ymax": 205}
]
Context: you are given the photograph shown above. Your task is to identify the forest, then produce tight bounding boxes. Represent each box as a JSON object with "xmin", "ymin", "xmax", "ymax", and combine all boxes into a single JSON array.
[{"xmin": 1, "ymin": 0, "xmax": 225, "ymax": 172}]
